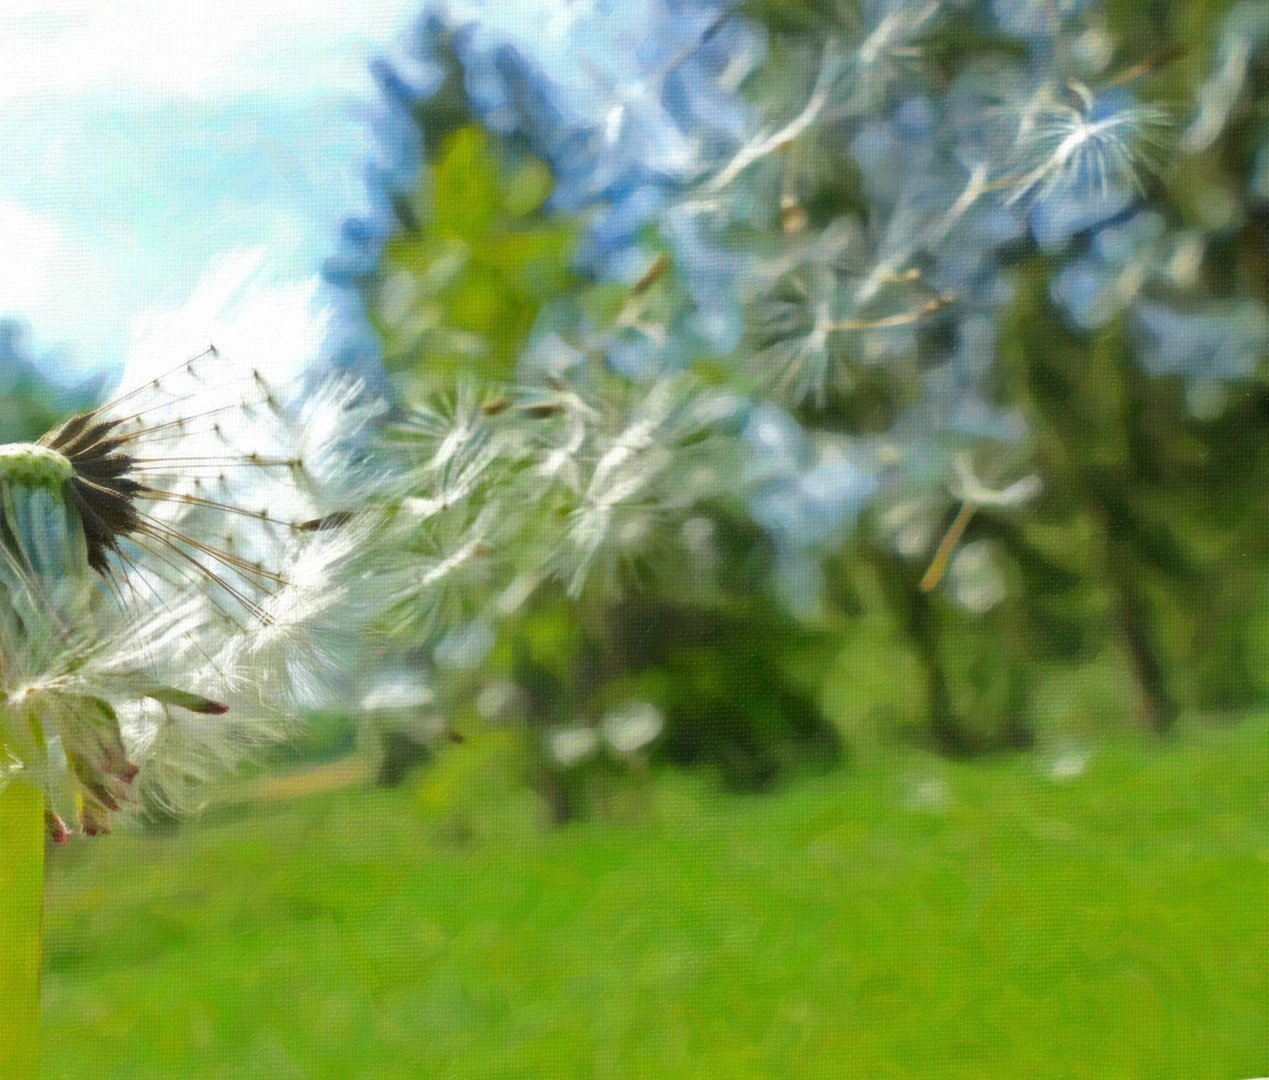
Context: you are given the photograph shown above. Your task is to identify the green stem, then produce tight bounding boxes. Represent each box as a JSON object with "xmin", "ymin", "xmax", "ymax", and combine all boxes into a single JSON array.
[{"xmin": 0, "ymin": 780, "xmax": 44, "ymax": 1079}]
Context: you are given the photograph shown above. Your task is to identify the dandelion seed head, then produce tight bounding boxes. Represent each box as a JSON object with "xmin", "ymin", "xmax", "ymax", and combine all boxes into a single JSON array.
[{"xmin": 1, "ymin": 333, "xmax": 376, "ymax": 832}]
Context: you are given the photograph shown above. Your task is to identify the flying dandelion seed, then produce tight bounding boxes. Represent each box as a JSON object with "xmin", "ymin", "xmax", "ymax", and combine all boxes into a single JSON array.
[
  {"xmin": 1004, "ymin": 82, "xmax": 1171, "ymax": 245},
  {"xmin": 0, "ymin": 345, "xmax": 377, "ymax": 835}
]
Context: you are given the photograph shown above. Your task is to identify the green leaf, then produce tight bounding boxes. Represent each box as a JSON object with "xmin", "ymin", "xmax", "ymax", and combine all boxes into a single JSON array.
[
  {"xmin": 52, "ymin": 695, "xmax": 138, "ymax": 836},
  {"xmin": 143, "ymin": 687, "xmax": 230, "ymax": 715}
]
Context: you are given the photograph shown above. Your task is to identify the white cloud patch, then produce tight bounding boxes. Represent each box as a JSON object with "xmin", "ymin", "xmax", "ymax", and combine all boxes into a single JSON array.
[
  {"xmin": 121, "ymin": 248, "xmax": 332, "ymax": 395},
  {"xmin": 0, "ymin": 2, "xmax": 419, "ymax": 103},
  {"xmin": 0, "ymin": 200, "xmax": 68, "ymax": 314},
  {"xmin": 0, "ymin": 1, "xmax": 423, "ymax": 375}
]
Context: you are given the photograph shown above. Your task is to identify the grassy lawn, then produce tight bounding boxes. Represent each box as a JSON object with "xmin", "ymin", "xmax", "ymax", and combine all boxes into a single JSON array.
[{"xmin": 41, "ymin": 722, "xmax": 1269, "ymax": 1079}]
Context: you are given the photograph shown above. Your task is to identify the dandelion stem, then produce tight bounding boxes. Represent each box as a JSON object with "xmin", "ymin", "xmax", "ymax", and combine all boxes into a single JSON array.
[
  {"xmin": 827, "ymin": 292, "xmax": 956, "ymax": 331},
  {"xmin": 705, "ymin": 43, "xmax": 837, "ymax": 192},
  {"xmin": 0, "ymin": 779, "xmax": 45, "ymax": 1079}
]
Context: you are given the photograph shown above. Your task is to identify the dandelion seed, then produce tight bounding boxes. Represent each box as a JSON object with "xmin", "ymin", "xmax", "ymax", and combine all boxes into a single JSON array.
[
  {"xmin": 921, "ymin": 455, "xmax": 1040, "ymax": 592},
  {"xmin": 559, "ymin": 378, "xmax": 695, "ymax": 599},
  {"xmin": 1005, "ymin": 83, "xmax": 1170, "ymax": 245},
  {"xmin": 548, "ymin": 726, "xmax": 599, "ymax": 769},
  {"xmin": 600, "ymin": 701, "xmax": 664, "ymax": 755},
  {"xmin": 948, "ymin": 539, "xmax": 1007, "ymax": 614},
  {"xmin": 1049, "ymin": 748, "xmax": 1089, "ymax": 781}
]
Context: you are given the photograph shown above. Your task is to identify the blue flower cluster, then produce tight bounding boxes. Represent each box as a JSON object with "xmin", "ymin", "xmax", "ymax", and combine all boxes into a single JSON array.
[{"xmin": 340, "ymin": 0, "xmax": 1269, "ymax": 619}]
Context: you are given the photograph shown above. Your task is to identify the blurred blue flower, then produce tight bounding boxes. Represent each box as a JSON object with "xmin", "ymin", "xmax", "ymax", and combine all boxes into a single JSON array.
[
  {"xmin": 921, "ymin": 316, "xmax": 1027, "ymax": 443},
  {"xmin": 744, "ymin": 403, "xmax": 812, "ymax": 480},
  {"xmin": 745, "ymin": 403, "xmax": 879, "ymax": 557},
  {"xmin": 992, "ymin": 0, "xmax": 1095, "ymax": 39},
  {"xmin": 1050, "ymin": 211, "xmax": 1166, "ymax": 328},
  {"xmin": 582, "ymin": 182, "xmax": 669, "ymax": 270},
  {"xmin": 661, "ymin": 202, "xmax": 747, "ymax": 352},
  {"xmin": 1134, "ymin": 300, "xmax": 1269, "ymax": 383},
  {"xmin": 851, "ymin": 107, "xmax": 939, "ymax": 207},
  {"xmin": 749, "ymin": 443, "xmax": 879, "ymax": 616}
]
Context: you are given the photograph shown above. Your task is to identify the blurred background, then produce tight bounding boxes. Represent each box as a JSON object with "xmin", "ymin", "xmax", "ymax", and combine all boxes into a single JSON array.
[{"xmin": 4, "ymin": 0, "xmax": 1269, "ymax": 1075}]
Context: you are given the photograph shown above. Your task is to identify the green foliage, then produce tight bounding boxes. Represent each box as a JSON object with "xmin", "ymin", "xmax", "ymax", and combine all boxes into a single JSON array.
[
  {"xmin": 261, "ymin": 711, "xmax": 358, "ymax": 769},
  {"xmin": 606, "ymin": 597, "xmax": 842, "ymax": 789},
  {"xmin": 371, "ymin": 126, "xmax": 578, "ymax": 404},
  {"xmin": 990, "ymin": 260, "xmax": 1269, "ymax": 729},
  {"xmin": 814, "ymin": 248, "xmax": 1269, "ymax": 751},
  {"xmin": 0, "ymin": 384, "xmax": 71, "ymax": 446},
  {"xmin": 0, "ymin": 323, "xmax": 94, "ymax": 445}
]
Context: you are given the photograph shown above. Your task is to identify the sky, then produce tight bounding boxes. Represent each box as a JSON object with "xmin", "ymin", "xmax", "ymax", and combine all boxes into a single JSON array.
[{"xmin": 0, "ymin": 2, "xmax": 427, "ymax": 386}]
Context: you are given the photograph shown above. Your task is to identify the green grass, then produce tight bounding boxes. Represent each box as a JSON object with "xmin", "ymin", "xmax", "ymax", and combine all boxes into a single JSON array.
[{"xmin": 42, "ymin": 721, "xmax": 1269, "ymax": 1079}]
